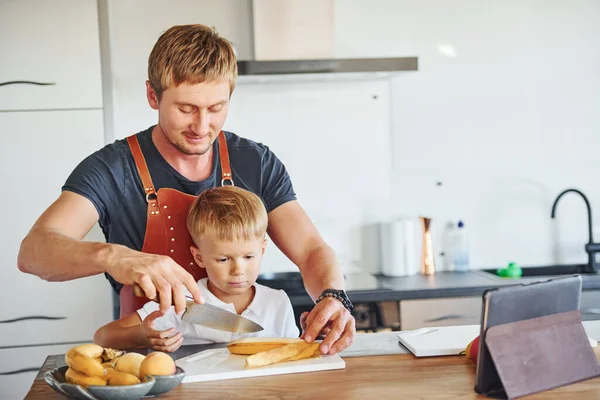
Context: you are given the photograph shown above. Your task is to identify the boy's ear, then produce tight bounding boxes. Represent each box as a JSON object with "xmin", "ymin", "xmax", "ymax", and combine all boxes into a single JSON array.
[
  {"xmin": 261, "ymin": 238, "xmax": 268, "ymax": 254},
  {"xmin": 189, "ymin": 246, "xmax": 205, "ymax": 268}
]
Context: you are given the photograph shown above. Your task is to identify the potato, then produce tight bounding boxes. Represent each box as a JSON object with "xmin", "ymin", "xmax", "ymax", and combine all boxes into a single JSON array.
[
  {"xmin": 69, "ymin": 344, "xmax": 104, "ymax": 359},
  {"xmin": 105, "ymin": 368, "xmax": 141, "ymax": 386},
  {"xmin": 227, "ymin": 338, "xmax": 305, "ymax": 355},
  {"xmin": 65, "ymin": 367, "xmax": 106, "ymax": 387},
  {"xmin": 114, "ymin": 352, "xmax": 146, "ymax": 378},
  {"xmin": 101, "ymin": 362, "xmax": 115, "ymax": 370},
  {"xmin": 139, "ymin": 352, "xmax": 176, "ymax": 379},
  {"xmin": 245, "ymin": 342, "xmax": 313, "ymax": 368},
  {"xmin": 65, "ymin": 351, "xmax": 105, "ymax": 377},
  {"xmin": 287, "ymin": 342, "xmax": 320, "ymax": 361},
  {"xmin": 102, "ymin": 348, "xmax": 125, "ymax": 362}
]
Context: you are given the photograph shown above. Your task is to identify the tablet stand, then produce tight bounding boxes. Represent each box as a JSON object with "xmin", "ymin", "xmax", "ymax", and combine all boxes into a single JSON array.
[{"xmin": 484, "ymin": 310, "xmax": 600, "ymax": 399}]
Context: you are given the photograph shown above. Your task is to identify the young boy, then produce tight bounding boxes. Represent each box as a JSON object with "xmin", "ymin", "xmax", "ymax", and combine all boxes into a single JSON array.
[{"xmin": 94, "ymin": 186, "xmax": 299, "ymax": 352}]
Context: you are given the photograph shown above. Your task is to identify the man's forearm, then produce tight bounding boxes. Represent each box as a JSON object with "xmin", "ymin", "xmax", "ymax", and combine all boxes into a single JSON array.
[
  {"xmin": 298, "ymin": 244, "xmax": 345, "ymax": 301},
  {"xmin": 18, "ymin": 226, "xmax": 126, "ymax": 281}
]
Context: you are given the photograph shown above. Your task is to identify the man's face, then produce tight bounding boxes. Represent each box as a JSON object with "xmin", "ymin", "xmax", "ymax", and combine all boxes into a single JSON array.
[{"xmin": 147, "ymin": 80, "xmax": 230, "ymax": 155}]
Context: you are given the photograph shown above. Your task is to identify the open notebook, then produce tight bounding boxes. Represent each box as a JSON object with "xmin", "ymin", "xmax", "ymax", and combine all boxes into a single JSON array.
[
  {"xmin": 398, "ymin": 325, "xmax": 480, "ymax": 357},
  {"xmin": 397, "ymin": 325, "xmax": 598, "ymax": 357}
]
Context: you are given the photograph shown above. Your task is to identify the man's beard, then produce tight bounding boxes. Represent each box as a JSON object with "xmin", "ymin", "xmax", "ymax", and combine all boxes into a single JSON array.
[
  {"xmin": 158, "ymin": 123, "xmax": 212, "ymax": 156},
  {"xmin": 172, "ymin": 137, "xmax": 212, "ymax": 156}
]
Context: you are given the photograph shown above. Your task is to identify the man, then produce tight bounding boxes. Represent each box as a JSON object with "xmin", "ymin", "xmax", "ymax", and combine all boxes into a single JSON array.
[{"xmin": 17, "ymin": 24, "xmax": 355, "ymax": 355}]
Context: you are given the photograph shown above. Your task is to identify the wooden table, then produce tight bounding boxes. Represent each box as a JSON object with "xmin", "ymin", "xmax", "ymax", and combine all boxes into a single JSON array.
[{"xmin": 24, "ymin": 349, "xmax": 600, "ymax": 399}]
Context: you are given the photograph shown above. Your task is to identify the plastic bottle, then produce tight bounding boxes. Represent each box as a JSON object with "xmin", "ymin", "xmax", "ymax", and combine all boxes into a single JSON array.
[
  {"xmin": 452, "ymin": 220, "xmax": 470, "ymax": 271},
  {"xmin": 442, "ymin": 221, "xmax": 456, "ymax": 271}
]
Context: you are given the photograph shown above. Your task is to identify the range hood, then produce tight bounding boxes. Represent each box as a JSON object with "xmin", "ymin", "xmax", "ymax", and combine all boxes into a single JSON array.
[
  {"xmin": 237, "ymin": 0, "xmax": 418, "ymax": 76},
  {"xmin": 237, "ymin": 58, "xmax": 418, "ymax": 76}
]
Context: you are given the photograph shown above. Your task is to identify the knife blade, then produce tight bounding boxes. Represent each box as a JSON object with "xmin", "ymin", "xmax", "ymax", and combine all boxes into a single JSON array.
[{"xmin": 132, "ymin": 283, "xmax": 264, "ymax": 333}]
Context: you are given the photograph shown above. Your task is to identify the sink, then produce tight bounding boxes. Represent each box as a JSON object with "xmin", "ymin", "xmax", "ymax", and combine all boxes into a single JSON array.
[{"xmin": 480, "ymin": 264, "xmax": 591, "ymax": 278}]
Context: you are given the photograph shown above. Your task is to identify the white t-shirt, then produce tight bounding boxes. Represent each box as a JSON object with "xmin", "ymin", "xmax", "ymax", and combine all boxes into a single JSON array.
[{"xmin": 137, "ymin": 278, "xmax": 299, "ymax": 344}]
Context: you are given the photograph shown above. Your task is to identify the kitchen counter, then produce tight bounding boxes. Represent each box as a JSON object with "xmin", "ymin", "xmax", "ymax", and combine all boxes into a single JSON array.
[
  {"xmin": 262, "ymin": 269, "xmax": 600, "ymax": 306},
  {"xmin": 24, "ymin": 321, "xmax": 600, "ymax": 399}
]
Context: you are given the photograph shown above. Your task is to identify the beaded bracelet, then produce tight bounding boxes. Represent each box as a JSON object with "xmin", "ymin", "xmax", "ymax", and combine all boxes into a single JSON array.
[{"xmin": 316, "ymin": 289, "xmax": 353, "ymax": 312}]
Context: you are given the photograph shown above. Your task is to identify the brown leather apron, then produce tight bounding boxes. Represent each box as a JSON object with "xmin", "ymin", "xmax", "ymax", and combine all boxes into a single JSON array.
[{"xmin": 119, "ymin": 131, "xmax": 234, "ymax": 318}]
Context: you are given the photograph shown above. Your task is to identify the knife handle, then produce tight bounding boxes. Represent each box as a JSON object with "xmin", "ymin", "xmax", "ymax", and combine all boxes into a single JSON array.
[{"xmin": 132, "ymin": 283, "xmax": 160, "ymax": 302}]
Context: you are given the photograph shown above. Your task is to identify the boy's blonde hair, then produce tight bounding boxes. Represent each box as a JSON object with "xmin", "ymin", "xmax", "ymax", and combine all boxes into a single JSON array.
[
  {"xmin": 148, "ymin": 24, "xmax": 238, "ymax": 100},
  {"xmin": 187, "ymin": 186, "xmax": 268, "ymax": 244}
]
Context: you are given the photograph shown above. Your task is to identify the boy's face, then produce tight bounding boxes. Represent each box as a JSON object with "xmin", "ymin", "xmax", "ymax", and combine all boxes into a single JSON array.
[
  {"xmin": 146, "ymin": 79, "xmax": 230, "ymax": 156},
  {"xmin": 190, "ymin": 236, "xmax": 267, "ymax": 298}
]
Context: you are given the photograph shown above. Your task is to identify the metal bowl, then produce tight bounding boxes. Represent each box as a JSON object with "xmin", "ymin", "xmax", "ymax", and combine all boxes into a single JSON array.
[{"xmin": 45, "ymin": 366, "xmax": 155, "ymax": 400}]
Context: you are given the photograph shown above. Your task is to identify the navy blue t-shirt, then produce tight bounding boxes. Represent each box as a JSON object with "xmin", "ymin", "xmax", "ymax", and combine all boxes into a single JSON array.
[{"xmin": 62, "ymin": 126, "xmax": 296, "ymax": 293}]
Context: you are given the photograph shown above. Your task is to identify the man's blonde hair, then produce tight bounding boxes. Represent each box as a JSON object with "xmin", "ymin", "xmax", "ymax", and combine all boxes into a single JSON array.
[
  {"xmin": 148, "ymin": 24, "xmax": 238, "ymax": 100},
  {"xmin": 187, "ymin": 186, "xmax": 268, "ymax": 245}
]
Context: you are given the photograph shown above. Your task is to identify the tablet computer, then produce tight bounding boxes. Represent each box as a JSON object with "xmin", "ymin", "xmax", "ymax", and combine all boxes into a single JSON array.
[{"xmin": 474, "ymin": 274, "xmax": 583, "ymax": 396}]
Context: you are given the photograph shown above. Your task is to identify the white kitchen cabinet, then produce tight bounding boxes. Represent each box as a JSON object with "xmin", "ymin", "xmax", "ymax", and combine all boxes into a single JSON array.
[
  {"xmin": 0, "ymin": 343, "xmax": 75, "ymax": 400},
  {"xmin": 400, "ymin": 296, "xmax": 482, "ymax": 330},
  {"xmin": 0, "ymin": 0, "xmax": 103, "ymax": 111},
  {"xmin": 0, "ymin": 110, "xmax": 113, "ymax": 347}
]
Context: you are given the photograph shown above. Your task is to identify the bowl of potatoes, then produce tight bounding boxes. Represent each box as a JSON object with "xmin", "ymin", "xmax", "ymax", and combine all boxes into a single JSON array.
[{"xmin": 44, "ymin": 344, "xmax": 184, "ymax": 400}]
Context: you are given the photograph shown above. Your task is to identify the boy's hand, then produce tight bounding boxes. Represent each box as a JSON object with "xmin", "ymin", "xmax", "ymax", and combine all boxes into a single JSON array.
[{"xmin": 141, "ymin": 310, "xmax": 184, "ymax": 352}]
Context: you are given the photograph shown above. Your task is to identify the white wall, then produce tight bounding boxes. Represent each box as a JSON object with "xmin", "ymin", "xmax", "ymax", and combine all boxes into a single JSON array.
[
  {"xmin": 335, "ymin": 0, "xmax": 600, "ymax": 270},
  {"xmin": 101, "ymin": 0, "xmax": 600, "ymax": 273}
]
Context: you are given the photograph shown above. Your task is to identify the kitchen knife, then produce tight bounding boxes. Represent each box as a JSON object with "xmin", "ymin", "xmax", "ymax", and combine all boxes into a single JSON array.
[{"xmin": 132, "ymin": 283, "xmax": 264, "ymax": 333}]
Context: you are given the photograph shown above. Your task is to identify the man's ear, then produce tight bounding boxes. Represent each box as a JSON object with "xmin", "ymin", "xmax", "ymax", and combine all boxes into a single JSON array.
[
  {"xmin": 146, "ymin": 80, "xmax": 159, "ymax": 110},
  {"xmin": 189, "ymin": 246, "xmax": 205, "ymax": 268}
]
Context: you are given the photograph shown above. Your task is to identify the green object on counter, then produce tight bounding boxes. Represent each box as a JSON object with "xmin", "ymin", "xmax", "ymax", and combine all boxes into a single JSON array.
[{"xmin": 496, "ymin": 262, "xmax": 523, "ymax": 278}]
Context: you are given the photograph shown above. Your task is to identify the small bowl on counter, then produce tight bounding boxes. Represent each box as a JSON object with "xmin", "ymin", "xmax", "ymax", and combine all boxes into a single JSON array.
[
  {"xmin": 44, "ymin": 365, "xmax": 185, "ymax": 399},
  {"xmin": 143, "ymin": 366, "xmax": 186, "ymax": 397}
]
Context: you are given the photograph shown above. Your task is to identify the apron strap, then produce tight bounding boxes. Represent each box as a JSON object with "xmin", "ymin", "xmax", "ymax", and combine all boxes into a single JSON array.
[
  {"xmin": 126, "ymin": 135, "xmax": 158, "ymax": 208},
  {"xmin": 217, "ymin": 131, "xmax": 234, "ymax": 186}
]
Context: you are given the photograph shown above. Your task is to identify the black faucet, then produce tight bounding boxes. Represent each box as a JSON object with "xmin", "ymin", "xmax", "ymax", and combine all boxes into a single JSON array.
[{"xmin": 551, "ymin": 188, "xmax": 600, "ymax": 274}]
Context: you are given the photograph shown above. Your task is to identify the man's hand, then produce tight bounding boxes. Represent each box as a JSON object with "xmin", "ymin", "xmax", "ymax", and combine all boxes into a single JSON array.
[
  {"xmin": 300, "ymin": 298, "xmax": 356, "ymax": 355},
  {"xmin": 106, "ymin": 252, "xmax": 204, "ymax": 315},
  {"xmin": 265, "ymin": 201, "xmax": 353, "ymax": 353},
  {"xmin": 140, "ymin": 311, "xmax": 184, "ymax": 352}
]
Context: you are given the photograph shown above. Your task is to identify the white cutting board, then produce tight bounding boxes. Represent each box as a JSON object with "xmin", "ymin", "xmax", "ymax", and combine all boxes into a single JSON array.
[
  {"xmin": 176, "ymin": 348, "xmax": 345, "ymax": 383},
  {"xmin": 397, "ymin": 325, "xmax": 481, "ymax": 357}
]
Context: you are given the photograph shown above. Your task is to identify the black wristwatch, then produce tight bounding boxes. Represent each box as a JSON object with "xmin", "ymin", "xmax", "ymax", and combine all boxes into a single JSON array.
[{"xmin": 316, "ymin": 289, "xmax": 354, "ymax": 312}]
